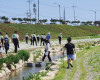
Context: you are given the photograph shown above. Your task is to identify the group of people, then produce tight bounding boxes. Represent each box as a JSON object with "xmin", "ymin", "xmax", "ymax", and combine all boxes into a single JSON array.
[
  {"xmin": 0, "ymin": 32, "xmax": 10, "ymax": 57},
  {"xmin": 25, "ymin": 33, "xmax": 51, "ymax": 46},
  {"xmin": 0, "ymin": 31, "xmax": 75, "ymax": 69},
  {"xmin": 42, "ymin": 37, "xmax": 76, "ymax": 69}
]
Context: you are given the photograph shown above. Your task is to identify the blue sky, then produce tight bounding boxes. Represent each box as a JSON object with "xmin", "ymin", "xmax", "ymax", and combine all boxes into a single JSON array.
[{"xmin": 0, "ymin": 0, "xmax": 100, "ymax": 22}]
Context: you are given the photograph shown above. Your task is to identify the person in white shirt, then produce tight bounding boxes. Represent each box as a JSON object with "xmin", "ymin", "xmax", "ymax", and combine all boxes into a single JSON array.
[
  {"xmin": 42, "ymin": 40, "xmax": 52, "ymax": 62},
  {"xmin": 16, "ymin": 32, "xmax": 20, "ymax": 48},
  {"xmin": 25, "ymin": 33, "xmax": 29, "ymax": 44},
  {"xmin": 5, "ymin": 33, "xmax": 9, "ymax": 40},
  {"xmin": 43, "ymin": 34, "xmax": 46, "ymax": 46}
]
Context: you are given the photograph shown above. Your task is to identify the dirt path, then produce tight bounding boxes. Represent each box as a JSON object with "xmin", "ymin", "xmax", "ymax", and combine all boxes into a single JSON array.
[
  {"xmin": 2, "ymin": 38, "xmax": 100, "ymax": 53},
  {"xmin": 62, "ymin": 46, "xmax": 100, "ymax": 80}
]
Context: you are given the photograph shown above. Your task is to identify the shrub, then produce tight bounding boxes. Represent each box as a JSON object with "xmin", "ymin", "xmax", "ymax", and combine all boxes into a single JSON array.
[
  {"xmin": 0, "ymin": 50, "xmax": 30, "ymax": 70},
  {"xmin": 18, "ymin": 50, "xmax": 30, "ymax": 61}
]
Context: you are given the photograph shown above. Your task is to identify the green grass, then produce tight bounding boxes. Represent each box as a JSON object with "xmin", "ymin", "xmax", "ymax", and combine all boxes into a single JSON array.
[
  {"xmin": 54, "ymin": 45, "xmax": 100, "ymax": 80},
  {"xmin": 1, "ymin": 23, "xmax": 100, "ymax": 40},
  {"xmin": 53, "ymin": 62, "xmax": 67, "ymax": 80}
]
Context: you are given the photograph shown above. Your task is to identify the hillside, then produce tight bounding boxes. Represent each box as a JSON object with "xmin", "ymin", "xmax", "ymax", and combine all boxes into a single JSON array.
[{"xmin": 0, "ymin": 23, "xmax": 100, "ymax": 40}]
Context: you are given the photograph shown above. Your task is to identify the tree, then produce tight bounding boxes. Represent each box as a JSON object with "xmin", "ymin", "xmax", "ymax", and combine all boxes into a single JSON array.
[
  {"xmin": 12, "ymin": 18, "xmax": 17, "ymax": 22},
  {"xmin": 17, "ymin": 18, "xmax": 23, "ymax": 23},
  {"xmin": 39, "ymin": 19, "xmax": 47, "ymax": 24},
  {"xmin": 50, "ymin": 19, "xmax": 58, "ymax": 24},
  {"xmin": 1, "ymin": 16, "xmax": 8, "ymax": 21},
  {"xmin": 31, "ymin": 18, "xmax": 36, "ymax": 23}
]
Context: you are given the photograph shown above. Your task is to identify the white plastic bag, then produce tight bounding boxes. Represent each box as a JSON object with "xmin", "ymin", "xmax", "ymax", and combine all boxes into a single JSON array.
[{"xmin": 74, "ymin": 53, "xmax": 76, "ymax": 60}]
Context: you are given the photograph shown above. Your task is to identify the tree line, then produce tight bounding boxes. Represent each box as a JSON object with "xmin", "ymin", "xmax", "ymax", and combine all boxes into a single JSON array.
[{"xmin": 0, "ymin": 16, "xmax": 100, "ymax": 26}]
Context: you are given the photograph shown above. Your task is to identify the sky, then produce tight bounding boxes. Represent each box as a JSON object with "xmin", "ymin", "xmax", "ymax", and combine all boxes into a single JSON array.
[{"xmin": 0, "ymin": 0, "xmax": 100, "ymax": 22}]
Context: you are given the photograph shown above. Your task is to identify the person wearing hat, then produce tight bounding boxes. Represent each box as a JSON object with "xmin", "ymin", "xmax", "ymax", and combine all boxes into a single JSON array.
[
  {"xmin": 4, "ymin": 39, "xmax": 9, "ymax": 56},
  {"xmin": 12, "ymin": 31, "xmax": 19, "ymax": 53},
  {"xmin": 58, "ymin": 33, "xmax": 62, "ymax": 44},
  {"xmin": 46, "ymin": 32, "xmax": 51, "ymax": 45},
  {"xmin": 25, "ymin": 33, "xmax": 29, "ymax": 44},
  {"xmin": 42, "ymin": 40, "xmax": 52, "ymax": 62}
]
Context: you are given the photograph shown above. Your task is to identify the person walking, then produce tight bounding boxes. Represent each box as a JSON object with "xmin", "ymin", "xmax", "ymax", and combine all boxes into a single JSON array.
[
  {"xmin": 0, "ymin": 33, "xmax": 4, "ymax": 46},
  {"xmin": 4, "ymin": 33, "xmax": 9, "ymax": 41},
  {"xmin": 46, "ymin": 32, "xmax": 51, "ymax": 45},
  {"xmin": 30, "ymin": 34, "xmax": 33, "ymax": 45},
  {"xmin": 40, "ymin": 34, "xmax": 43, "ymax": 46},
  {"xmin": 37, "ymin": 34, "xmax": 40, "ymax": 44},
  {"xmin": 32, "ymin": 33, "xmax": 37, "ymax": 46},
  {"xmin": 16, "ymin": 32, "xmax": 20, "ymax": 48},
  {"xmin": 25, "ymin": 33, "xmax": 29, "ymax": 44},
  {"xmin": 63, "ymin": 37, "xmax": 76, "ymax": 69},
  {"xmin": 58, "ymin": 33, "xmax": 62, "ymax": 44},
  {"xmin": 42, "ymin": 40, "xmax": 52, "ymax": 62},
  {"xmin": 0, "ymin": 40, "xmax": 3, "ymax": 58},
  {"xmin": 12, "ymin": 31, "xmax": 19, "ymax": 53},
  {"xmin": 4, "ymin": 39, "xmax": 9, "ymax": 56},
  {"xmin": 43, "ymin": 34, "xmax": 46, "ymax": 46}
]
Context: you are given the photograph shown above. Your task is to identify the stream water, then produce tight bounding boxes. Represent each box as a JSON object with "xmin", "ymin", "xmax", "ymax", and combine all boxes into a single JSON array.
[{"xmin": 1, "ymin": 53, "xmax": 63, "ymax": 80}]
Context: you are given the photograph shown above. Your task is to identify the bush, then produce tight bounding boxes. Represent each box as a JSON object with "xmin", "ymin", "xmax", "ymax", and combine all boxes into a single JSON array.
[
  {"xmin": 18, "ymin": 50, "xmax": 30, "ymax": 61},
  {"xmin": 0, "ymin": 50, "xmax": 30, "ymax": 70}
]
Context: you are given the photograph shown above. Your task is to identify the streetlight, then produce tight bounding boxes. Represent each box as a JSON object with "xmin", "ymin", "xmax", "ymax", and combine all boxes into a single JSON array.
[
  {"xmin": 38, "ymin": 0, "xmax": 39, "ymax": 23},
  {"xmin": 54, "ymin": 3, "xmax": 61, "ymax": 20},
  {"xmin": 33, "ymin": 3, "xmax": 37, "ymax": 23}
]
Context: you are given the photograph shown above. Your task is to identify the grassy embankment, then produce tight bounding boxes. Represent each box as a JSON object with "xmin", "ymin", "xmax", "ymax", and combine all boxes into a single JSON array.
[{"xmin": 0, "ymin": 23, "xmax": 100, "ymax": 40}]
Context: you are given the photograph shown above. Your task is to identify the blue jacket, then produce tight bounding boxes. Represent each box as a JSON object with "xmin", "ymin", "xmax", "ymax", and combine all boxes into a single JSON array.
[{"xmin": 46, "ymin": 34, "xmax": 51, "ymax": 40}]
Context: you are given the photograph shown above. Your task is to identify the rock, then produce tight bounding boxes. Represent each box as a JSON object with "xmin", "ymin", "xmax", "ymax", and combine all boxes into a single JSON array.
[
  {"xmin": 41, "ymin": 76, "xmax": 54, "ymax": 80},
  {"xmin": 39, "ymin": 69, "xmax": 46, "ymax": 73},
  {"xmin": 35, "ymin": 62, "xmax": 41, "ymax": 67},
  {"xmin": 27, "ymin": 63, "xmax": 33, "ymax": 67},
  {"xmin": 1, "ymin": 70, "xmax": 6, "ymax": 76},
  {"xmin": 29, "ymin": 58, "xmax": 33, "ymax": 62},
  {"xmin": 19, "ymin": 60, "xmax": 23, "ymax": 65},
  {"xmin": 15, "ymin": 64, "xmax": 20, "ymax": 69},
  {"xmin": 11, "ymin": 64, "xmax": 16, "ymax": 71},
  {"xmin": 0, "ymin": 73, "xmax": 3, "ymax": 78},
  {"xmin": 36, "ymin": 58, "xmax": 40, "ymax": 62},
  {"xmin": 2, "ymin": 68, "xmax": 11, "ymax": 75},
  {"xmin": 27, "ymin": 59, "xmax": 31, "ymax": 62},
  {"xmin": 3, "ymin": 63, "xmax": 7, "ymax": 67},
  {"xmin": 50, "ymin": 65, "xmax": 59, "ymax": 69}
]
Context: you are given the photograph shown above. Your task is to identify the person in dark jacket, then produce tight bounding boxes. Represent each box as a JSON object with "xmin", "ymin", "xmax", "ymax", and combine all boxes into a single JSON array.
[{"xmin": 4, "ymin": 39, "xmax": 9, "ymax": 56}]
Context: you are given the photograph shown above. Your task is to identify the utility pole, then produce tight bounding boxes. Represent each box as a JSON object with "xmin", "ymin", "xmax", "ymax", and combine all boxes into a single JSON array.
[
  {"xmin": 59, "ymin": 5, "xmax": 61, "ymax": 20},
  {"xmin": 33, "ymin": 3, "xmax": 37, "ymax": 24},
  {"xmin": 38, "ymin": 0, "xmax": 39, "ymax": 23},
  {"xmin": 28, "ymin": 0, "xmax": 31, "ymax": 23},
  {"xmin": 72, "ymin": 4, "xmax": 76, "ymax": 21},
  {"xmin": 91, "ymin": 10, "xmax": 97, "ymax": 26},
  {"xmin": 63, "ymin": 7, "xmax": 66, "ymax": 23}
]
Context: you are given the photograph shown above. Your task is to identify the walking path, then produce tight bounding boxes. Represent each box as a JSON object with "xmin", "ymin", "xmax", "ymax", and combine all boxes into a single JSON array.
[
  {"xmin": 62, "ymin": 44, "xmax": 100, "ymax": 80},
  {"xmin": 2, "ymin": 38, "xmax": 100, "ymax": 53}
]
